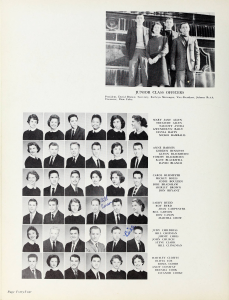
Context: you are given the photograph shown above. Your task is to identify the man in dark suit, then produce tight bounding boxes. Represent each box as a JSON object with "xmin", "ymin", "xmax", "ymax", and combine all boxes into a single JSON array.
[
  {"xmin": 107, "ymin": 198, "xmax": 126, "ymax": 224},
  {"xmin": 23, "ymin": 198, "xmax": 43, "ymax": 224},
  {"xmin": 44, "ymin": 142, "xmax": 64, "ymax": 168},
  {"xmin": 65, "ymin": 254, "xmax": 85, "ymax": 279},
  {"xmin": 43, "ymin": 170, "xmax": 64, "ymax": 196},
  {"xmin": 66, "ymin": 142, "xmax": 85, "ymax": 168},
  {"xmin": 126, "ymin": 13, "xmax": 149, "ymax": 87},
  {"xmin": 130, "ymin": 142, "xmax": 148, "ymax": 168},
  {"xmin": 128, "ymin": 170, "xmax": 148, "ymax": 196},
  {"xmin": 86, "ymin": 198, "xmax": 106, "ymax": 224},
  {"xmin": 43, "ymin": 198, "xmax": 64, "ymax": 224},
  {"xmin": 86, "ymin": 254, "xmax": 105, "ymax": 279},
  {"xmin": 127, "ymin": 226, "xmax": 145, "ymax": 252},
  {"xmin": 171, "ymin": 22, "xmax": 200, "ymax": 87},
  {"xmin": 65, "ymin": 114, "xmax": 85, "ymax": 140},
  {"xmin": 106, "ymin": 226, "xmax": 126, "ymax": 252},
  {"xmin": 65, "ymin": 226, "xmax": 85, "ymax": 252},
  {"xmin": 65, "ymin": 170, "xmax": 84, "ymax": 196},
  {"xmin": 22, "ymin": 254, "xmax": 42, "ymax": 279},
  {"xmin": 43, "ymin": 226, "xmax": 64, "ymax": 252},
  {"xmin": 86, "ymin": 142, "xmax": 105, "ymax": 168}
]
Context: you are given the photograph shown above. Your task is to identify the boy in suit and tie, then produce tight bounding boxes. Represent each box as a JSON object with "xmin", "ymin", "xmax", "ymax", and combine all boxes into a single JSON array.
[
  {"xmin": 127, "ymin": 226, "xmax": 145, "ymax": 252},
  {"xmin": 43, "ymin": 226, "xmax": 64, "ymax": 252},
  {"xmin": 43, "ymin": 170, "xmax": 64, "ymax": 196},
  {"xmin": 65, "ymin": 254, "xmax": 85, "ymax": 279},
  {"xmin": 85, "ymin": 226, "xmax": 105, "ymax": 252},
  {"xmin": 86, "ymin": 254, "xmax": 105, "ymax": 279},
  {"xmin": 22, "ymin": 254, "xmax": 42, "ymax": 279},
  {"xmin": 43, "ymin": 198, "xmax": 64, "ymax": 224},
  {"xmin": 66, "ymin": 142, "xmax": 85, "ymax": 168},
  {"xmin": 86, "ymin": 142, "xmax": 105, "ymax": 168},
  {"xmin": 128, "ymin": 171, "xmax": 148, "ymax": 196},
  {"xmin": 23, "ymin": 199, "xmax": 43, "ymax": 224},
  {"xmin": 65, "ymin": 114, "xmax": 85, "ymax": 140},
  {"xmin": 65, "ymin": 170, "xmax": 84, "ymax": 196},
  {"xmin": 107, "ymin": 198, "xmax": 126, "ymax": 224},
  {"xmin": 86, "ymin": 198, "xmax": 106, "ymax": 224},
  {"xmin": 106, "ymin": 226, "xmax": 126, "ymax": 252},
  {"xmin": 44, "ymin": 142, "xmax": 64, "ymax": 168},
  {"xmin": 65, "ymin": 226, "xmax": 85, "ymax": 252},
  {"xmin": 130, "ymin": 143, "xmax": 148, "ymax": 168}
]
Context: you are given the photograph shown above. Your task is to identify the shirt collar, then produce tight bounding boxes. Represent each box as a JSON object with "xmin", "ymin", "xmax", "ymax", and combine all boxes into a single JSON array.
[
  {"xmin": 71, "ymin": 183, "xmax": 78, "ymax": 190},
  {"xmin": 113, "ymin": 128, "xmax": 123, "ymax": 133},
  {"xmin": 51, "ymin": 210, "xmax": 58, "ymax": 217},
  {"xmin": 93, "ymin": 128, "xmax": 101, "ymax": 133},
  {"xmin": 30, "ymin": 154, "xmax": 38, "ymax": 159},
  {"xmin": 91, "ymin": 268, "xmax": 100, "ymax": 277},
  {"xmin": 27, "ymin": 184, "xmax": 37, "ymax": 189},
  {"xmin": 112, "ymin": 268, "xmax": 121, "ymax": 272},
  {"xmin": 92, "ymin": 183, "xmax": 100, "ymax": 187},
  {"xmin": 134, "ymin": 268, "xmax": 143, "ymax": 272}
]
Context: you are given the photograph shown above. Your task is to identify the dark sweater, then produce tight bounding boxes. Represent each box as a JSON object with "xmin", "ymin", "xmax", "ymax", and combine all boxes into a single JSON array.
[
  {"xmin": 108, "ymin": 159, "xmax": 127, "ymax": 168},
  {"xmin": 45, "ymin": 130, "xmax": 64, "ymax": 140},
  {"xmin": 86, "ymin": 130, "xmax": 106, "ymax": 140},
  {"xmin": 45, "ymin": 269, "xmax": 64, "ymax": 279},
  {"xmin": 65, "ymin": 215, "xmax": 85, "ymax": 224},
  {"xmin": 107, "ymin": 129, "xmax": 125, "ymax": 140},
  {"xmin": 107, "ymin": 185, "xmax": 125, "ymax": 196},
  {"xmin": 25, "ymin": 156, "xmax": 42, "ymax": 168},
  {"xmin": 106, "ymin": 270, "xmax": 126, "ymax": 279},
  {"xmin": 127, "ymin": 214, "xmax": 148, "ymax": 224},
  {"xmin": 23, "ymin": 129, "xmax": 43, "ymax": 140},
  {"xmin": 22, "ymin": 186, "xmax": 41, "ymax": 196},
  {"xmin": 23, "ymin": 242, "xmax": 40, "ymax": 252},
  {"xmin": 129, "ymin": 131, "xmax": 148, "ymax": 140}
]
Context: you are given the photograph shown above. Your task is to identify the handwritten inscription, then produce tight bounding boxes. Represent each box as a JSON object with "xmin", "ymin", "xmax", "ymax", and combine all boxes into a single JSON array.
[
  {"xmin": 101, "ymin": 196, "xmax": 112, "ymax": 209},
  {"xmin": 123, "ymin": 225, "xmax": 135, "ymax": 237}
]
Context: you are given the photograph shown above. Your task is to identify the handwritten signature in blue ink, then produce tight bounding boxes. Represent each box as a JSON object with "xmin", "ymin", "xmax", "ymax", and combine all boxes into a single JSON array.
[
  {"xmin": 123, "ymin": 225, "xmax": 135, "ymax": 237},
  {"xmin": 100, "ymin": 195, "xmax": 112, "ymax": 209}
]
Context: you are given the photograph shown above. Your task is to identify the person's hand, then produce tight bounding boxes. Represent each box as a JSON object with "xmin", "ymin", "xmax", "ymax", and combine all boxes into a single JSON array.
[
  {"xmin": 148, "ymin": 58, "xmax": 154, "ymax": 65},
  {"xmin": 171, "ymin": 64, "xmax": 176, "ymax": 71},
  {"xmin": 151, "ymin": 56, "xmax": 159, "ymax": 64},
  {"xmin": 195, "ymin": 65, "xmax": 200, "ymax": 71}
]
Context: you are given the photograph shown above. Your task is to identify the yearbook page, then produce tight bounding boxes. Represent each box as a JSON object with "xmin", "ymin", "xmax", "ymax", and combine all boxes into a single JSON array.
[{"xmin": 1, "ymin": 0, "xmax": 229, "ymax": 300}]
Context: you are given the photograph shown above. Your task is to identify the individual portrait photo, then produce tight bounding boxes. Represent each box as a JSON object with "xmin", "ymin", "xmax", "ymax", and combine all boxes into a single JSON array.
[
  {"xmin": 23, "ymin": 141, "xmax": 43, "ymax": 168},
  {"xmin": 43, "ymin": 197, "xmax": 64, "ymax": 224},
  {"xmin": 22, "ymin": 225, "xmax": 42, "ymax": 252},
  {"xmin": 43, "ymin": 253, "xmax": 64, "ymax": 279},
  {"xmin": 22, "ymin": 253, "xmax": 42, "ymax": 279},
  {"xmin": 86, "ymin": 113, "xmax": 107, "ymax": 140},
  {"xmin": 85, "ymin": 225, "xmax": 106, "ymax": 253},
  {"xmin": 65, "ymin": 113, "xmax": 85, "ymax": 140},
  {"xmin": 85, "ymin": 169, "xmax": 106, "ymax": 197},
  {"xmin": 129, "ymin": 141, "xmax": 148, "ymax": 168},
  {"xmin": 22, "ymin": 169, "xmax": 43, "ymax": 196},
  {"xmin": 22, "ymin": 197, "xmax": 43, "ymax": 224},
  {"xmin": 127, "ymin": 253, "xmax": 147, "ymax": 279},
  {"xmin": 127, "ymin": 169, "xmax": 148, "ymax": 196},
  {"xmin": 23, "ymin": 113, "xmax": 43, "ymax": 140},
  {"xmin": 86, "ymin": 141, "xmax": 106, "ymax": 168},
  {"xmin": 107, "ymin": 113, "xmax": 127, "ymax": 140},
  {"xmin": 127, "ymin": 114, "xmax": 148, "ymax": 140},
  {"xmin": 44, "ymin": 113, "xmax": 64, "ymax": 140},
  {"xmin": 86, "ymin": 253, "xmax": 105, "ymax": 279},
  {"xmin": 106, "ymin": 225, "xmax": 127, "ymax": 252},
  {"xmin": 106, "ymin": 197, "xmax": 127, "ymax": 224},
  {"xmin": 64, "ymin": 225, "xmax": 85, "ymax": 252},
  {"xmin": 107, "ymin": 141, "xmax": 127, "ymax": 168},
  {"xmin": 43, "ymin": 169, "xmax": 64, "ymax": 196},
  {"xmin": 43, "ymin": 141, "xmax": 65, "ymax": 168},
  {"xmin": 107, "ymin": 169, "xmax": 127, "ymax": 197},
  {"xmin": 106, "ymin": 253, "xmax": 127, "ymax": 279},
  {"xmin": 126, "ymin": 225, "xmax": 148, "ymax": 252},
  {"xmin": 86, "ymin": 197, "xmax": 106, "ymax": 224},
  {"xmin": 43, "ymin": 225, "xmax": 64, "ymax": 252},
  {"xmin": 127, "ymin": 197, "xmax": 148, "ymax": 224},
  {"xmin": 64, "ymin": 253, "xmax": 86, "ymax": 279},
  {"xmin": 65, "ymin": 141, "xmax": 85, "ymax": 168},
  {"xmin": 65, "ymin": 197, "xmax": 86, "ymax": 224},
  {"xmin": 65, "ymin": 169, "xmax": 85, "ymax": 197}
]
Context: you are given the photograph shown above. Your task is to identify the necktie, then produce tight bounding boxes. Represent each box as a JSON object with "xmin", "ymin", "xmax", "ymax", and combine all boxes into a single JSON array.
[
  {"xmin": 133, "ymin": 187, "xmax": 138, "ymax": 196},
  {"xmin": 30, "ymin": 214, "xmax": 33, "ymax": 224},
  {"xmin": 53, "ymin": 241, "xmax": 56, "ymax": 252},
  {"xmin": 135, "ymin": 158, "xmax": 139, "ymax": 168},
  {"xmin": 72, "ymin": 130, "xmax": 75, "ymax": 138},
  {"xmin": 95, "ymin": 243, "xmax": 99, "ymax": 252},
  {"xmin": 96, "ymin": 272, "xmax": 99, "ymax": 279},
  {"xmin": 74, "ymin": 186, "xmax": 78, "ymax": 194},
  {"xmin": 32, "ymin": 269, "xmax": 36, "ymax": 279},
  {"xmin": 96, "ymin": 159, "xmax": 100, "ymax": 168},
  {"xmin": 113, "ymin": 242, "xmax": 117, "ymax": 252},
  {"xmin": 52, "ymin": 188, "xmax": 55, "ymax": 196},
  {"xmin": 51, "ymin": 214, "xmax": 54, "ymax": 221},
  {"xmin": 71, "ymin": 243, "xmax": 75, "ymax": 252},
  {"xmin": 138, "ymin": 242, "xmax": 141, "ymax": 252},
  {"xmin": 117, "ymin": 214, "xmax": 120, "ymax": 224},
  {"xmin": 94, "ymin": 214, "xmax": 97, "ymax": 224},
  {"xmin": 74, "ymin": 270, "xmax": 78, "ymax": 279},
  {"xmin": 50, "ymin": 157, "xmax": 54, "ymax": 166}
]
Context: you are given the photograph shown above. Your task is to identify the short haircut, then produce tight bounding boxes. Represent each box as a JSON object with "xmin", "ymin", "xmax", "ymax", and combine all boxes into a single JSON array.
[
  {"xmin": 89, "ymin": 226, "xmax": 101, "ymax": 234},
  {"xmin": 91, "ymin": 142, "xmax": 101, "ymax": 149},
  {"xmin": 180, "ymin": 22, "xmax": 189, "ymax": 29},
  {"xmin": 111, "ymin": 142, "xmax": 123, "ymax": 154},
  {"xmin": 70, "ymin": 226, "xmax": 80, "ymax": 234},
  {"xmin": 46, "ymin": 254, "xmax": 60, "ymax": 267},
  {"xmin": 28, "ymin": 198, "xmax": 38, "ymax": 205},
  {"xmin": 90, "ymin": 170, "xmax": 102, "ymax": 180},
  {"xmin": 48, "ymin": 170, "xmax": 59, "ymax": 178},
  {"xmin": 134, "ymin": 226, "xmax": 143, "ymax": 233},
  {"xmin": 112, "ymin": 198, "xmax": 122, "ymax": 205},
  {"xmin": 132, "ymin": 254, "xmax": 144, "ymax": 265},
  {"xmin": 68, "ymin": 114, "xmax": 78, "ymax": 122},
  {"xmin": 68, "ymin": 198, "xmax": 81, "ymax": 212},
  {"xmin": 70, "ymin": 254, "xmax": 80, "ymax": 261},
  {"xmin": 110, "ymin": 254, "xmax": 123, "ymax": 265},
  {"xmin": 27, "ymin": 114, "xmax": 39, "ymax": 124},
  {"xmin": 136, "ymin": 13, "xmax": 144, "ymax": 18},
  {"xmin": 165, "ymin": 17, "xmax": 173, "ymax": 22},
  {"xmin": 26, "ymin": 170, "xmax": 39, "ymax": 181},
  {"xmin": 133, "ymin": 142, "xmax": 143, "ymax": 149},
  {"xmin": 110, "ymin": 170, "xmax": 125, "ymax": 183},
  {"xmin": 151, "ymin": 21, "xmax": 163, "ymax": 32},
  {"xmin": 132, "ymin": 115, "xmax": 148, "ymax": 128},
  {"xmin": 110, "ymin": 115, "xmax": 125, "ymax": 129},
  {"xmin": 27, "ymin": 226, "xmax": 39, "ymax": 239},
  {"xmin": 50, "ymin": 226, "xmax": 60, "ymax": 233},
  {"xmin": 111, "ymin": 226, "xmax": 121, "ymax": 233},
  {"xmin": 132, "ymin": 198, "xmax": 145, "ymax": 212},
  {"xmin": 133, "ymin": 170, "xmax": 143, "ymax": 178},
  {"xmin": 91, "ymin": 198, "xmax": 100, "ymax": 205},
  {"xmin": 27, "ymin": 142, "xmax": 41, "ymax": 153},
  {"xmin": 91, "ymin": 114, "xmax": 102, "ymax": 123},
  {"xmin": 48, "ymin": 198, "xmax": 58, "ymax": 205},
  {"xmin": 28, "ymin": 253, "xmax": 38, "ymax": 261},
  {"xmin": 91, "ymin": 254, "xmax": 101, "ymax": 261},
  {"xmin": 47, "ymin": 114, "xmax": 60, "ymax": 127},
  {"xmin": 70, "ymin": 170, "xmax": 80, "ymax": 177},
  {"xmin": 70, "ymin": 142, "xmax": 80, "ymax": 148},
  {"xmin": 49, "ymin": 142, "xmax": 59, "ymax": 148}
]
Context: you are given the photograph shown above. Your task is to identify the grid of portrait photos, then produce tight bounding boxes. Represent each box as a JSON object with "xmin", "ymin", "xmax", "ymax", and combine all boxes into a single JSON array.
[{"xmin": 22, "ymin": 112, "xmax": 148, "ymax": 280}]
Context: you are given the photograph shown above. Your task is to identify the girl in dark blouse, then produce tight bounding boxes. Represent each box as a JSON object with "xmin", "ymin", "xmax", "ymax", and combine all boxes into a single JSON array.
[
  {"xmin": 127, "ymin": 255, "xmax": 147, "ymax": 279},
  {"xmin": 129, "ymin": 115, "xmax": 148, "ymax": 140},
  {"xmin": 107, "ymin": 115, "xmax": 126, "ymax": 140},
  {"xmin": 65, "ymin": 198, "xmax": 85, "ymax": 224},
  {"xmin": 22, "ymin": 226, "xmax": 40, "ymax": 252},
  {"xmin": 86, "ymin": 114, "xmax": 106, "ymax": 140},
  {"xmin": 108, "ymin": 142, "xmax": 127, "ymax": 168},
  {"xmin": 127, "ymin": 198, "xmax": 148, "ymax": 224},
  {"xmin": 106, "ymin": 255, "xmax": 126, "ymax": 279},
  {"xmin": 86, "ymin": 170, "xmax": 104, "ymax": 196},
  {"xmin": 45, "ymin": 255, "xmax": 64, "ymax": 279},
  {"xmin": 23, "ymin": 114, "xmax": 43, "ymax": 140},
  {"xmin": 24, "ymin": 142, "xmax": 42, "ymax": 168},
  {"xmin": 45, "ymin": 114, "xmax": 64, "ymax": 140},
  {"xmin": 22, "ymin": 170, "xmax": 41, "ymax": 196},
  {"xmin": 107, "ymin": 170, "xmax": 125, "ymax": 196}
]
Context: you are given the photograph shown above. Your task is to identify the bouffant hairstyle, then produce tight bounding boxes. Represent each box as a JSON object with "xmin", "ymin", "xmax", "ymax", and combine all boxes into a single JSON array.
[
  {"xmin": 46, "ymin": 254, "xmax": 60, "ymax": 267},
  {"xmin": 111, "ymin": 142, "xmax": 123, "ymax": 154},
  {"xmin": 110, "ymin": 254, "xmax": 123, "ymax": 265},
  {"xmin": 91, "ymin": 114, "xmax": 102, "ymax": 123},
  {"xmin": 47, "ymin": 114, "xmax": 60, "ymax": 127},
  {"xmin": 90, "ymin": 170, "xmax": 102, "ymax": 180},
  {"xmin": 27, "ymin": 114, "xmax": 39, "ymax": 124},
  {"xmin": 110, "ymin": 170, "xmax": 125, "ymax": 183},
  {"xmin": 27, "ymin": 142, "xmax": 41, "ymax": 153},
  {"xmin": 68, "ymin": 114, "xmax": 78, "ymax": 122},
  {"xmin": 26, "ymin": 170, "xmax": 39, "ymax": 181},
  {"xmin": 110, "ymin": 115, "xmax": 125, "ymax": 129},
  {"xmin": 27, "ymin": 226, "xmax": 39, "ymax": 239},
  {"xmin": 132, "ymin": 198, "xmax": 145, "ymax": 212},
  {"xmin": 68, "ymin": 198, "xmax": 81, "ymax": 212},
  {"xmin": 132, "ymin": 115, "xmax": 148, "ymax": 128},
  {"xmin": 132, "ymin": 254, "xmax": 144, "ymax": 265}
]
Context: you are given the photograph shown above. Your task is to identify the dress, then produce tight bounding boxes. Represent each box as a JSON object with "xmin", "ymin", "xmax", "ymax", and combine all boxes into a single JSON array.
[
  {"xmin": 107, "ymin": 185, "xmax": 125, "ymax": 196},
  {"xmin": 127, "ymin": 270, "xmax": 147, "ymax": 279},
  {"xmin": 22, "ymin": 186, "xmax": 41, "ymax": 196},
  {"xmin": 127, "ymin": 214, "xmax": 148, "ymax": 224},
  {"xmin": 108, "ymin": 159, "xmax": 127, "ymax": 168},
  {"xmin": 86, "ymin": 129, "xmax": 106, "ymax": 140},
  {"xmin": 45, "ymin": 130, "xmax": 64, "ymax": 140},
  {"xmin": 147, "ymin": 35, "xmax": 169, "ymax": 87},
  {"xmin": 23, "ymin": 129, "xmax": 43, "ymax": 140},
  {"xmin": 45, "ymin": 269, "xmax": 64, "ymax": 279},
  {"xmin": 129, "ymin": 131, "xmax": 148, "ymax": 140},
  {"xmin": 86, "ymin": 184, "xmax": 104, "ymax": 196},
  {"xmin": 23, "ymin": 242, "xmax": 40, "ymax": 252},
  {"xmin": 25, "ymin": 156, "xmax": 42, "ymax": 168},
  {"xmin": 106, "ymin": 270, "xmax": 126, "ymax": 279},
  {"xmin": 107, "ymin": 129, "xmax": 125, "ymax": 140},
  {"xmin": 65, "ymin": 215, "xmax": 85, "ymax": 224}
]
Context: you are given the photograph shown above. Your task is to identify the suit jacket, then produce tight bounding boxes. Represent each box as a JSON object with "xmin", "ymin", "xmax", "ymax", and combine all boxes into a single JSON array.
[
  {"xmin": 44, "ymin": 154, "xmax": 64, "ymax": 168},
  {"xmin": 65, "ymin": 126, "xmax": 85, "ymax": 140},
  {"xmin": 65, "ymin": 268, "xmax": 85, "ymax": 279},
  {"xmin": 85, "ymin": 240, "xmax": 105, "ymax": 252},
  {"xmin": 127, "ymin": 238, "xmax": 145, "ymax": 252},
  {"xmin": 43, "ymin": 239, "xmax": 64, "ymax": 252},
  {"xmin": 65, "ymin": 239, "xmax": 85, "ymax": 252},
  {"xmin": 170, "ymin": 35, "xmax": 200, "ymax": 71},
  {"xmin": 130, "ymin": 155, "xmax": 148, "ymax": 168},
  {"xmin": 106, "ymin": 211, "xmax": 126, "ymax": 224},
  {"xmin": 66, "ymin": 154, "xmax": 85, "ymax": 168},
  {"xmin": 106, "ymin": 239, "xmax": 126, "ymax": 252},
  {"xmin": 23, "ymin": 211, "xmax": 43, "ymax": 224},
  {"xmin": 65, "ymin": 185, "xmax": 84, "ymax": 196},
  {"xmin": 43, "ymin": 210, "xmax": 64, "ymax": 224},
  {"xmin": 86, "ymin": 211, "xmax": 106, "ymax": 224},
  {"xmin": 43, "ymin": 184, "xmax": 64, "ymax": 196},
  {"xmin": 86, "ymin": 269, "xmax": 105, "ymax": 279},
  {"xmin": 86, "ymin": 157, "xmax": 105, "ymax": 168},
  {"xmin": 128, "ymin": 185, "xmax": 148, "ymax": 196},
  {"xmin": 22, "ymin": 267, "xmax": 42, "ymax": 279},
  {"xmin": 126, "ymin": 25, "xmax": 149, "ymax": 60}
]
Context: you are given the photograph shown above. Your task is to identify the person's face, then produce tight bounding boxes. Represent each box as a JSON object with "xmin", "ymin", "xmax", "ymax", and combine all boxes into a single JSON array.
[
  {"xmin": 50, "ymin": 118, "xmax": 58, "ymax": 130},
  {"xmin": 49, "ymin": 173, "xmax": 59, "ymax": 186},
  {"xmin": 28, "ymin": 230, "xmax": 37, "ymax": 241},
  {"xmin": 180, "ymin": 23, "xmax": 190, "ymax": 36},
  {"xmin": 134, "ymin": 229, "xmax": 142, "ymax": 241},
  {"xmin": 91, "ymin": 200, "xmax": 100, "ymax": 213},
  {"xmin": 92, "ymin": 145, "xmax": 101, "ymax": 158},
  {"xmin": 136, "ymin": 15, "xmax": 144, "ymax": 26},
  {"xmin": 70, "ymin": 229, "xmax": 79, "ymax": 242},
  {"xmin": 71, "ymin": 202, "xmax": 80, "ymax": 214},
  {"xmin": 113, "ymin": 202, "xmax": 122, "ymax": 213},
  {"xmin": 113, "ymin": 146, "xmax": 122, "ymax": 157},
  {"xmin": 132, "ymin": 201, "xmax": 141, "ymax": 214},
  {"xmin": 92, "ymin": 173, "xmax": 100, "ymax": 185},
  {"xmin": 50, "ymin": 229, "xmax": 59, "ymax": 241},
  {"xmin": 165, "ymin": 19, "xmax": 173, "ymax": 29},
  {"xmin": 28, "ymin": 174, "xmax": 37, "ymax": 185},
  {"xmin": 29, "ymin": 118, "xmax": 38, "ymax": 129},
  {"xmin": 153, "ymin": 24, "xmax": 161, "ymax": 35},
  {"xmin": 133, "ymin": 145, "xmax": 143, "ymax": 157},
  {"xmin": 133, "ymin": 174, "xmax": 142, "ymax": 186},
  {"xmin": 131, "ymin": 118, "xmax": 140, "ymax": 130},
  {"xmin": 112, "ymin": 258, "xmax": 121, "ymax": 269},
  {"xmin": 70, "ymin": 173, "xmax": 80, "ymax": 186},
  {"xmin": 70, "ymin": 144, "xmax": 80, "ymax": 157},
  {"xmin": 134, "ymin": 258, "xmax": 143, "ymax": 270},
  {"xmin": 70, "ymin": 257, "xmax": 80, "ymax": 269},
  {"xmin": 70, "ymin": 116, "xmax": 78, "ymax": 129},
  {"xmin": 112, "ymin": 229, "xmax": 121, "ymax": 241},
  {"xmin": 113, "ymin": 118, "xmax": 122, "ymax": 130},
  {"xmin": 91, "ymin": 258, "xmax": 100, "ymax": 270},
  {"xmin": 49, "ymin": 145, "xmax": 59, "ymax": 156},
  {"xmin": 50, "ymin": 258, "xmax": 58, "ymax": 269},
  {"xmin": 29, "ymin": 145, "xmax": 38, "ymax": 156},
  {"xmin": 28, "ymin": 201, "xmax": 37, "ymax": 213},
  {"xmin": 49, "ymin": 201, "xmax": 58, "ymax": 213},
  {"xmin": 90, "ymin": 229, "xmax": 101, "ymax": 242},
  {"xmin": 111, "ymin": 173, "xmax": 120, "ymax": 185},
  {"xmin": 28, "ymin": 257, "xmax": 37, "ymax": 269},
  {"xmin": 91, "ymin": 118, "xmax": 101, "ymax": 130}
]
